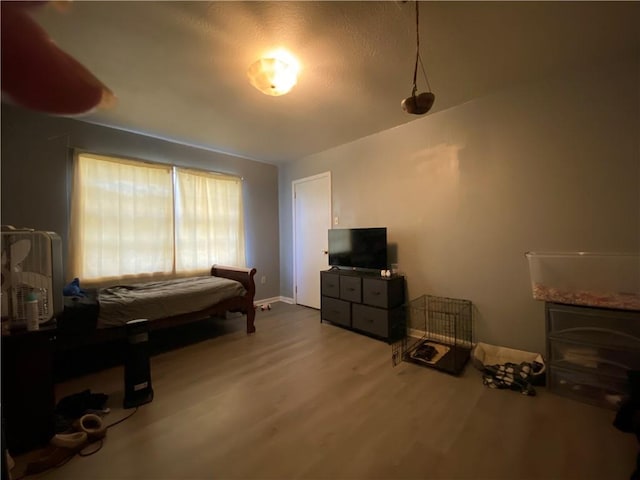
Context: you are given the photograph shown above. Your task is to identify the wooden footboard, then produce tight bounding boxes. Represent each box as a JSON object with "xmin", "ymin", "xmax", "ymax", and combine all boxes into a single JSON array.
[{"xmin": 210, "ymin": 265, "xmax": 257, "ymax": 334}]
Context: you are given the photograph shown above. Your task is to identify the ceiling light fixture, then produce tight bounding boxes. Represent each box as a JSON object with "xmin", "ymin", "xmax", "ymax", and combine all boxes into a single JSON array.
[
  {"xmin": 247, "ymin": 50, "xmax": 300, "ymax": 96},
  {"xmin": 401, "ymin": 1, "xmax": 435, "ymax": 115}
]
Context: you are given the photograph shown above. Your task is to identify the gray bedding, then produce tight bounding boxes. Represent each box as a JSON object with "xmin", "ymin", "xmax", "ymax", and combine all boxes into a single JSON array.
[{"xmin": 97, "ymin": 275, "xmax": 247, "ymax": 328}]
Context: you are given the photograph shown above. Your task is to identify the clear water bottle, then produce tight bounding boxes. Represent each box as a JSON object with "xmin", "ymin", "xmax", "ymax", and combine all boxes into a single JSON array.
[{"xmin": 25, "ymin": 291, "xmax": 39, "ymax": 331}]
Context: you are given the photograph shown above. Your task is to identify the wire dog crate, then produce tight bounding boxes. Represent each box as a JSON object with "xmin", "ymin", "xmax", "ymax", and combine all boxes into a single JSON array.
[{"xmin": 392, "ymin": 294, "xmax": 473, "ymax": 375}]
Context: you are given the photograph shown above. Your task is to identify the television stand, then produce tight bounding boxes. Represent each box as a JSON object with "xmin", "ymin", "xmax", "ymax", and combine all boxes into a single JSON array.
[{"xmin": 320, "ymin": 269, "xmax": 405, "ymax": 342}]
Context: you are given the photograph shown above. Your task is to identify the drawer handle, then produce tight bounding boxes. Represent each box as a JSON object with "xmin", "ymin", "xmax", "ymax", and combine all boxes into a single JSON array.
[
  {"xmin": 371, "ymin": 292, "xmax": 381, "ymax": 296},
  {"xmin": 347, "ymin": 287, "xmax": 355, "ymax": 292}
]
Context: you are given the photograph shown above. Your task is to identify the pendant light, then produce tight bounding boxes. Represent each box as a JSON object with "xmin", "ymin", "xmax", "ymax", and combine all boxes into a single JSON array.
[{"xmin": 401, "ymin": 1, "xmax": 435, "ymax": 115}]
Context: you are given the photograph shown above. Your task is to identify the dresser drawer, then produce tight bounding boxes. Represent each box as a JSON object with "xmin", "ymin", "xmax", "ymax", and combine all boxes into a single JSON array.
[
  {"xmin": 547, "ymin": 303, "xmax": 640, "ymax": 350},
  {"xmin": 548, "ymin": 339, "xmax": 640, "ymax": 379},
  {"xmin": 352, "ymin": 304, "xmax": 389, "ymax": 338},
  {"xmin": 362, "ymin": 277, "xmax": 404, "ymax": 308},
  {"xmin": 548, "ymin": 365, "xmax": 628, "ymax": 410},
  {"xmin": 340, "ymin": 275, "xmax": 362, "ymax": 303},
  {"xmin": 321, "ymin": 296, "xmax": 351, "ymax": 327},
  {"xmin": 321, "ymin": 272, "xmax": 340, "ymax": 298}
]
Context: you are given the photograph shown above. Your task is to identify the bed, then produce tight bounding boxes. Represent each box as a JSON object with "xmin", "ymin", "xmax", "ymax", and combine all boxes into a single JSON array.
[{"xmin": 55, "ymin": 264, "xmax": 257, "ymax": 349}]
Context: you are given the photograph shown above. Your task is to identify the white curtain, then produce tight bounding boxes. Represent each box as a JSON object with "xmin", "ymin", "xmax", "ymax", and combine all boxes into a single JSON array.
[
  {"xmin": 174, "ymin": 168, "xmax": 246, "ymax": 273},
  {"xmin": 70, "ymin": 153, "xmax": 246, "ymax": 283},
  {"xmin": 70, "ymin": 152, "xmax": 174, "ymax": 283}
]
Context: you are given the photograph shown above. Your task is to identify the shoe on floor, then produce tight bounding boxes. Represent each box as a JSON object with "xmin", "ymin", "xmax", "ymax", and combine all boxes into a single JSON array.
[
  {"xmin": 50, "ymin": 431, "xmax": 88, "ymax": 449},
  {"xmin": 24, "ymin": 432, "xmax": 89, "ymax": 475}
]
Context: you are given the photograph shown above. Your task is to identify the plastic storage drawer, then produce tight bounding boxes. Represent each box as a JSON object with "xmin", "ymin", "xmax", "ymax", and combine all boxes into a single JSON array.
[
  {"xmin": 549, "ymin": 365, "xmax": 629, "ymax": 410},
  {"xmin": 546, "ymin": 303, "xmax": 640, "ymax": 350},
  {"xmin": 548, "ymin": 339, "xmax": 640, "ymax": 379}
]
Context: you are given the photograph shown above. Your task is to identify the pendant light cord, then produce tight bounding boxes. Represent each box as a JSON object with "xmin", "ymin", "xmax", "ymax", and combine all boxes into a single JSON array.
[
  {"xmin": 411, "ymin": 1, "xmax": 432, "ymax": 96},
  {"xmin": 411, "ymin": 1, "xmax": 419, "ymax": 96}
]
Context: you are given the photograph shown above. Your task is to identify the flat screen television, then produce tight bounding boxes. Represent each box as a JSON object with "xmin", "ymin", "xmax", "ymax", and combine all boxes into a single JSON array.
[{"xmin": 328, "ymin": 227, "xmax": 387, "ymax": 270}]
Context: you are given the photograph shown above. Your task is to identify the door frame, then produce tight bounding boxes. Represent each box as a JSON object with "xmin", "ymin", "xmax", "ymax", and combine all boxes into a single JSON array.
[{"xmin": 292, "ymin": 171, "xmax": 332, "ymax": 306}]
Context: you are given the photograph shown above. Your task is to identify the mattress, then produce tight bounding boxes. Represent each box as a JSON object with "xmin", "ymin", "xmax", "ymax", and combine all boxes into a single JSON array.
[{"xmin": 97, "ymin": 275, "xmax": 247, "ymax": 328}]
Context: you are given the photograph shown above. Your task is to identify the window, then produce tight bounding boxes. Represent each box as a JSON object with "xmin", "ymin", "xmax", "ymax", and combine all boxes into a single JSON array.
[
  {"xmin": 70, "ymin": 152, "xmax": 245, "ymax": 283},
  {"xmin": 174, "ymin": 168, "xmax": 245, "ymax": 272}
]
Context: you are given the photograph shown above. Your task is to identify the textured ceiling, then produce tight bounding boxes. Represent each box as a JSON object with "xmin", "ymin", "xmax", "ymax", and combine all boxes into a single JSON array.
[{"xmin": 26, "ymin": 1, "xmax": 640, "ymax": 164}]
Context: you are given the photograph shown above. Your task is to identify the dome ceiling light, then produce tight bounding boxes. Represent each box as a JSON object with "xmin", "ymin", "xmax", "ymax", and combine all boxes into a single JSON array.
[{"xmin": 247, "ymin": 49, "xmax": 300, "ymax": 96}]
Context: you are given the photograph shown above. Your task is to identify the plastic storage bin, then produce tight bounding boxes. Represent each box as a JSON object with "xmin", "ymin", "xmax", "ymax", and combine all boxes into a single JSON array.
[
  {"xmin": 525, "ymin": 252, "xmax": 640, "ymax": 310},
  {"xmin": 545, "ymin": 302, "xmax": 640, "ymax": 409}
]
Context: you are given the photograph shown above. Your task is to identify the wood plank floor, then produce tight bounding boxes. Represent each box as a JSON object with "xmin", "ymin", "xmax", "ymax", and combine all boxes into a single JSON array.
[{"xmin": 13, "ymin": 302, "xmax": 638, "ymax": 479}]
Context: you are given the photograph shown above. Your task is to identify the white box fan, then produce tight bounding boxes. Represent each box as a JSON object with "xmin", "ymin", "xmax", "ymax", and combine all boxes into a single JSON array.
[{"xmin": 1, "ymin": 227, "xmax": 64, "ymax": 327}]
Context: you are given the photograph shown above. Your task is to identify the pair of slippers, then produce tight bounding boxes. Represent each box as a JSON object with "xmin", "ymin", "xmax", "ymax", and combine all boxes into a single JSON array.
[{"xmin": 24, "ymin": 414, "xmax": 107, "ymax": 475}]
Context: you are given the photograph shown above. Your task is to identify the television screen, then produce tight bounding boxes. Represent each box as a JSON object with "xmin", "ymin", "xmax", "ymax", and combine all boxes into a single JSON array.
[{"xmin": 328, "ymin": 227, "xmax": 387, "ymax": 270}]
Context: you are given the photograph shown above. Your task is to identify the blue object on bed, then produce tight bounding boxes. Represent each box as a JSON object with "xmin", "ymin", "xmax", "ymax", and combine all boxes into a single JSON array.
[{"xmin": 63, "ymin": 277, "xmax": 86, "ymax": 297}]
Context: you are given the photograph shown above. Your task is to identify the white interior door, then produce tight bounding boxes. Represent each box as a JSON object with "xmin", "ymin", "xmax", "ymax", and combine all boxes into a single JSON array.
[{"xmin": 293, "ymin": 172, "xmax": 331, "ymax": 309}]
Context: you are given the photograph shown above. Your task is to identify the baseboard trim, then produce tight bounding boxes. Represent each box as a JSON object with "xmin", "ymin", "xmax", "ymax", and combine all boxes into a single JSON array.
[{"xmin": 254, "ymin": 296, "xmax": 294, "ymax": 306}]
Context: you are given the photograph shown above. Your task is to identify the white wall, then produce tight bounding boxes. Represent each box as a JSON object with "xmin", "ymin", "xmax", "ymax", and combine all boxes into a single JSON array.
[{"xmin": 279, "ymin": 57, "xmax": 639, "ymax": 354}]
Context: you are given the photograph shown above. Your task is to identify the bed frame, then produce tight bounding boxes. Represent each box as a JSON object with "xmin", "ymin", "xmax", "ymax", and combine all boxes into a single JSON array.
[
  {"xmin": 153, "ymin": 264, "xmax": 257, "ymax": 334},
  {"xmin": 206, "ymin": 265, "xmax": 257, "ymax": 334},
  {"xmin": 55, "ymin": 264, "xmax": 257, "ymax": 351}
]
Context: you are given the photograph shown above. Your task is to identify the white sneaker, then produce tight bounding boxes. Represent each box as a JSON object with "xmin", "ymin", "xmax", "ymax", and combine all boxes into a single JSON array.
[{"xmin": 50, "ymin": 431, "xmax": 88, "ymax": 449}]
